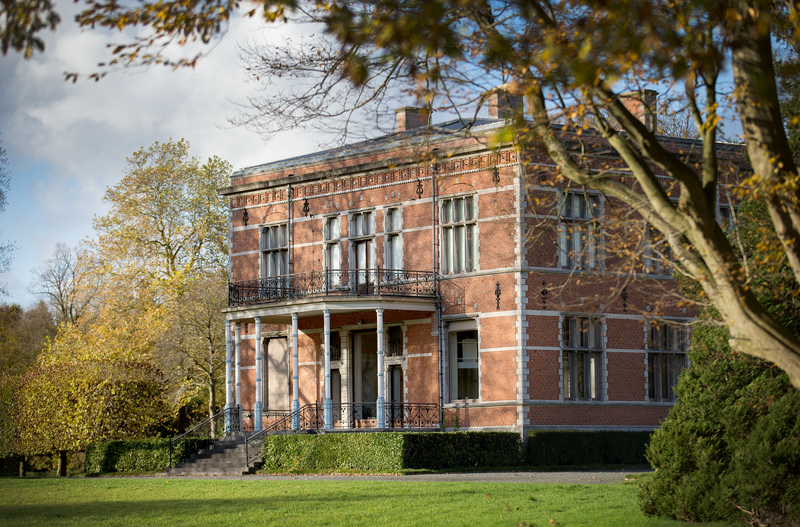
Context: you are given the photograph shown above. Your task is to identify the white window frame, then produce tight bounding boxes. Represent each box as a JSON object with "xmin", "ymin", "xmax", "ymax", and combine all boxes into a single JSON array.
[
  {"xmin": 324, "ymin": 215, "xmax": 342, "ymax": 285},
  {"xmin": 440, "ymin": 195, "xmax": 477, "ymax": 275},
  {"xmin": 448, "ymin": 319, "xmax": 479, "ymax": 402},
  {"xmin": 349, "ymin": 209, "xmax": 375, "ymax": 285},
  {"xmin": 645, "ymin": 224, "xmax": 672, "ymax": 275},
  {"xmin": 560, "ymin": 316, "xmax": 605, "ymax": 401},
  {"xmin": 260, "ymin": 223, "xmax": 288, "ymax": 279},
  {"xmin": 647, "ymin": 321, "xmax": 689, "ymax": 402},
  {"xmin": 384, "ymin": 208, "xmax": 403, "ymax": 277},
  {"xmin": 558, "ymin": 191, "xmax": 601, "ymax": 271}
]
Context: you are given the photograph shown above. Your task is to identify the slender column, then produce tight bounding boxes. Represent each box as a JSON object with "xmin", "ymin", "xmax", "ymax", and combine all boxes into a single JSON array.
[
  {"xmin": 254, "ymin": 316, "xmax": 263, "ymax": 432},
  {"xmin": 323, "ymin": 309, "xmax": 333, "ymax": 429},
  {"xmin": 235, "ymin": 323, "xmax": 242, "ymax": 410},
  {"xmin": 376, "ymin": 308, "xmax": 385, "ymax": 428},
  {"xmin": 291, "ymin": 313, "xmax": 300, "ymax": 430},
  {"xmin": 225, "ymin": 319, "xmax": 232, "ymax": 433}
]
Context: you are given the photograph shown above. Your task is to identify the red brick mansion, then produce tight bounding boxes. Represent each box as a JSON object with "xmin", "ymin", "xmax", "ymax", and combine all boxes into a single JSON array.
[{"xmin": 218, "ymin": 88, "xmax": 743, "ymax": 436}]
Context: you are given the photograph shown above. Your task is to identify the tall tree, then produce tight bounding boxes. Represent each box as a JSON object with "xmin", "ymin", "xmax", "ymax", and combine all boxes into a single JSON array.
[
  {"xmin": 0, "ymin": 132, "xmax": 13, "ymax": 296},
  {"xmin": 92, "ymin": 139, "xmax": 230, "ymax": 295},
  {"xmin": 28, "ymin": 243, "xmax": 95, "ymax": 325},
  {"xmin": 156, "ymin": 273, "xmax": 227, "ymax": 427},
  {"xmin": 0, "ymin": 302, "xmax": 56, "ymax": 377}
]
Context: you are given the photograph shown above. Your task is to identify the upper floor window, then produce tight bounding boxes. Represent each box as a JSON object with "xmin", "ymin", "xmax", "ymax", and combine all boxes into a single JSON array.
[
  {"xmin": 324, "ymin": 215, "xmax": 341, "ymax": 283},
  {"xmin": 645, "ymin": 224, "xmax": 672, "ymax": 275},
  {"xmin": 647, "ymin": 321, "xmax": 689, "ymax": 402},
  {"xmin": 561, "ymin": 316, "xmax": 603, "ymax": 401},
  {"xmin": 260, "ymin": 224, "xmax": 288, "ymax": 278},
  {"xmin": 385, "ymin": 208, "xmax": 402, "ymax": 272},
  {"xmin": 350, "ymin": 211, "xmax": 374, "ymax": 239},
  {"xmin": 558, "ymin": 192, "xmax": 600, "ymax": 270},
  {"xmin": 350, "ymin": 210, "xmax": 374, "ymax": 284},
  {"xmin": 441, "ymin": 196, "xmax": 477, "ymax": 274}
]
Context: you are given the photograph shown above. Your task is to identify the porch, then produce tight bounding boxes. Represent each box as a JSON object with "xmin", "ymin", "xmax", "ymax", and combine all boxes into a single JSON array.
[{"xmin": 222, "ymin": 268, "xmax": 440, "ymax": 441}]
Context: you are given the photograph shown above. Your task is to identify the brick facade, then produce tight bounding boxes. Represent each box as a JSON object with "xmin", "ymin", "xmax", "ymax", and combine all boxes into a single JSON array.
[{"xmin": 219, "ymin": 97, "xmax": 747, "ymax": 436}]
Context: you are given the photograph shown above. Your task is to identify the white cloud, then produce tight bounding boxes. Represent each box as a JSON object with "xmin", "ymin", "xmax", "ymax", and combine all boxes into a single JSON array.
[{"xmin": 0, "ymin": 2, "xmax": 340, "ymax": 305}]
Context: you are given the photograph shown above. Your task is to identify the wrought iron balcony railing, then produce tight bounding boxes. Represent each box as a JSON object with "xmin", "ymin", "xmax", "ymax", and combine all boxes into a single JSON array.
[{"xmin": 228, "ymin": 268, "xmax": 437, "ymax": 307}]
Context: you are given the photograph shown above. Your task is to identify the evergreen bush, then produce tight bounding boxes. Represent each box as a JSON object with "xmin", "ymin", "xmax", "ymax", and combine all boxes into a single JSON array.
[{"xmin": 638, "ymin": 323, "xmax": 800, "ymax": 524}]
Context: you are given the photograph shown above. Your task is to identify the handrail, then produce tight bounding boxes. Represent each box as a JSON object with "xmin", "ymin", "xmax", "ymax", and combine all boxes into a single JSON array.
[
  {"xmin": 244, "ymin": 404, "xmax": 321, "ymax": 467},
  {"xmin": 168, "ymin": 406, "xmax": 241, "ymax": 468},
  {"xmin": 229, "ymin": 268, "xmax": 437, "ymax": 306}
]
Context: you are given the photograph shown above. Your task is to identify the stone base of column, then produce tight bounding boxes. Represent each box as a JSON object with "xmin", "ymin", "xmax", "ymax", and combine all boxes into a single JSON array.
[
  {"xmin": 254, "ymin": 401, "xmax": 263, "ymax": 432},
  {"xmin": 224, "ymin": 403, "xmax": 233, "ymax": 434},
  {"xmin": 376, "ymin": 397, "xmax": 385, "ymax": 429},
  {"xmin": 324, "ymin": 398, "xmax": 333, "ymax": 430},
  {"xmin": 292, "ymin": 399, "xmax": 300, "ymax": 430}
]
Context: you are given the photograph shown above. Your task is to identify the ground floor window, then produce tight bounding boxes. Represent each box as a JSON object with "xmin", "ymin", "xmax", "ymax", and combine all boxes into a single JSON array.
[
  {"xmin": 647, "ymin": 321, "xmax": 688, "ymax": 402},
  {"xmin": 561, "ymin": 316, "xmax": 604, "ymax": 401},
  {"xmin": 449, "ymin": 325, "xmax": 478, "ymax": 401}
]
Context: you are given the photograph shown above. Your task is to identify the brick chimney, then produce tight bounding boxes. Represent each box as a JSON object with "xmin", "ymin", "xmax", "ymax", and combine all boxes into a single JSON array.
[
  {"xmin": 486, "ymin": 84, "xmax": 524, "ymax": 120},
  {"xmin": 620, "ymin": 89, "xmax": 658, "ymax": 133},
  {"xmin": 395, "ymin": 107, "xmax": 430, "ymax": 132}
]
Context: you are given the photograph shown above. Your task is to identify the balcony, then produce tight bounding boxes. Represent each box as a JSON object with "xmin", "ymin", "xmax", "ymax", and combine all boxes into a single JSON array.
[{"xmin": 228, "ymin": 268, "xmax": 437, "ymax": 307}]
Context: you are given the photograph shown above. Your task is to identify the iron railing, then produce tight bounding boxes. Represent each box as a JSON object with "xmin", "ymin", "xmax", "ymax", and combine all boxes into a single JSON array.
[
  {"xmin": 243, "ymin": 403, "xmax": 442, "ymax": 467},
  {"xmin": 229, "ymin": 268, "xmax": 436, "ymax": 306},
  {"xmin": 168, "ymin": 405, "xmax": 241, "ymax": 468},
  {"xmin": 244, "ymin": 404, "xmax": 323, "ymax": 466}
]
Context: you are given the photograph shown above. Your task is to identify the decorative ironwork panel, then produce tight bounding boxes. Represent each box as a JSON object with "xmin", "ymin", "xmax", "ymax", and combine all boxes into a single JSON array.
[{"xmin": 229, "ymin": 269, "xmax": 437, "ymax": 306}]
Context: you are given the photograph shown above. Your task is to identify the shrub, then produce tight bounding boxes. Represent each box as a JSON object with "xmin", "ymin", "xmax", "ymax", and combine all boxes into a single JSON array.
[
  {"xmin": 526, "ymin": 430, "xmax": 651, "ymax": 466},
  {"xmin": 403, "ymin": 432, "xmax": 523, "ymax": 469},
  {"xmin": 638, "ymin": 323, "xmax": 800, "ymax": 524},
  {"xmin": 262, "ymin": 431, "xmax": 523, "ymax": 471},
  {"xmin": 85, "ymin": 438, "xmax": 211, "ymax": 474}
]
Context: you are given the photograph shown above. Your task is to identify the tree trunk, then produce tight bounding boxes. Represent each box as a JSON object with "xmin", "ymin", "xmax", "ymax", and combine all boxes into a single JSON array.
[
  {"xmin": 18, "ymin": 459, "xmax": 25, "ymax": 478},
  {"xmin": 57, "ymin": 450, "xmax": 67, "ymax": 477},
  {"xmin": 208, "ymin": 382, "xmax": 217, "ymax": 439}
]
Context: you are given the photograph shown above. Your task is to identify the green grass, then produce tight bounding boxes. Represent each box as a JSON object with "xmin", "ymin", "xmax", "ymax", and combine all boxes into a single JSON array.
[{"xmin": 0, "ymin": 478, "xmax": 729, "ymax": 526}]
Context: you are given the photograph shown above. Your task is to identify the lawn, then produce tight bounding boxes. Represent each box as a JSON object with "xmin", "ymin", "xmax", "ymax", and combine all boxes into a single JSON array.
[{"xmin": 0, "ymin": 477, "xmax": 726, "ymax": 526}]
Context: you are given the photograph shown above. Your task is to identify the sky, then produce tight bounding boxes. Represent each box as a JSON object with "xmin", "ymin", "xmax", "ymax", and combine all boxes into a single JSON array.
[{"xmin": 0, "ymin": 4, "xmax": 344, "ymax": 307}]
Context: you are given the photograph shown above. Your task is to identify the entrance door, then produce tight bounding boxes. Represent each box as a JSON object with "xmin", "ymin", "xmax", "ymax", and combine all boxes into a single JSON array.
[
  {"xmin": 353, "ymin": 332, "xmax": 378, "ymax": 420},
  {"xmin": 388, "ymin": 365, "xmax": 403, "ymax": 427},
  {"xmin": 265, "ymin": 338, "xmax": 290, "ymax": 411}
]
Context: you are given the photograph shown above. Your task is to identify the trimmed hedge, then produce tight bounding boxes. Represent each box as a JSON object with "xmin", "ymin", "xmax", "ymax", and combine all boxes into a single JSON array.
[
  {"xmin": 85, "ymin": 437, "xmax": 211, "ymax": 474},
  {"xmin": 262, "ymin": 431, "xmax": 523, "ymax": 471},
  {"xmin": 526, "ymin": 430, "xmax": 651, "ymax": 465}
]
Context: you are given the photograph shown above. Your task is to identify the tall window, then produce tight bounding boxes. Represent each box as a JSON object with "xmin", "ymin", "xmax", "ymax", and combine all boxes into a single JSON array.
[
  {"xmin": 350, "ymin": 211, "xmax": 374, "ymax": 284},
  {"xmin": 647, "ymin": 322, "xmax": 689, "ymax": 402},
  {"xmin": 324, "ymin": 215, "xmax": 341, "ymax": 285},
  {"xmin": 558, "ymin": 192, "xmax": 600, "ymax": 270},
  {"xmin": 645, "ymin": 224, "xmax": 672, "ymax": 275},
  {"xmin": 441, "ymin": 196, "xmax": 477, "ymax": 274},
  {"xmin": 719, "ymin": 204, "xmax": 736, "ymax": 234},
  {"xmin": 450, "ymin": 328, "xmax": 479, "ymax": 400},
  {"xmin": 385, "ymin": 208, "xmax": 402, "ymax": 274},
  {"xmin": 260, "ymin": 224, "xmax": 288, "ymax": 278},
  {"xmin": 561, "ymin": 316, "xmax": 603, "ymax": 401}
]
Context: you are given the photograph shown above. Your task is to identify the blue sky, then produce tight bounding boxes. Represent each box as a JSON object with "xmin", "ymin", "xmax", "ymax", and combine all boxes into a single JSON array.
[{"xmin": 0, "ymin": 4, "xmax": 338, "ymax": 306}]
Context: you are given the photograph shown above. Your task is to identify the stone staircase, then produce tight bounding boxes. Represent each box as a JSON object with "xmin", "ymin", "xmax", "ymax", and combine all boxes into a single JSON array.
[{"xmin": 166, "ymin": 435, "xmax": 258, "ymax": 476}]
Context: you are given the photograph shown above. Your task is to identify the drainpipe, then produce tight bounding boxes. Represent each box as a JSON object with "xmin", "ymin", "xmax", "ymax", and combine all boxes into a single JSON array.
[
  {"xmin": 287, "ymin": 182, "xmax": 292, "ymax": 274},
  {"xmin": 430, "ymin": 151, "xmax": 444, "ymax": 419}
]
